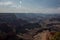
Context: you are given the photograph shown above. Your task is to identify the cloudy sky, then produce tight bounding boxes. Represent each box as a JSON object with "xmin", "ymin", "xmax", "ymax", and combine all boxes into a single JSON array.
[{"xmin": 0, "ymin": 0, "xmax": 60, "ymax": 13}]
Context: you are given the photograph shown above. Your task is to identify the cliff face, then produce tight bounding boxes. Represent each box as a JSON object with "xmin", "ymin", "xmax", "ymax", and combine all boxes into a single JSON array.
[
  {"xmin": 0, "ymin": 13, "xmax": 17, "ymax": 23},
  {"xmin": 0, "ymin": 13, "xmax": 17, "ymax": 32}
]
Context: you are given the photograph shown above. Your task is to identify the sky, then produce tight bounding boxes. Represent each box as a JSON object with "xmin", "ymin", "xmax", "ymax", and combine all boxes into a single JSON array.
[{"xmin": 0, "ymin": 0, "xmax": 60, "ymax": 13}]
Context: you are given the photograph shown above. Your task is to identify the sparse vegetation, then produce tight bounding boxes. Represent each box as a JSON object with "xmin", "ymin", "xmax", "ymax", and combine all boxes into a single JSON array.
[{"xmin": 51, "ymin": 32, "xmax": 60, "ymax": 40}]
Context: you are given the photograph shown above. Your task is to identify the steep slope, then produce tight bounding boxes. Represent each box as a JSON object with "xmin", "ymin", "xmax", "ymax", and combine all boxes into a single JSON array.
[{"xmin": 0, "ymin": 13, "xmax": 17, "ymax": 24}]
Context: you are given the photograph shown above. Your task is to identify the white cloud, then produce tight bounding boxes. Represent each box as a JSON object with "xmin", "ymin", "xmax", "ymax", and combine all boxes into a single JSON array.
[
  {"xmin": 10, "ymin": 5, "xmax": 22, "ymax": 8},
  {"xmin": 0, "ymin": 1, "xmax": 13, "ymax": 6},
  {"xmin": 0, "ymin": 0, "xmax": 22, "ymax": 8}
]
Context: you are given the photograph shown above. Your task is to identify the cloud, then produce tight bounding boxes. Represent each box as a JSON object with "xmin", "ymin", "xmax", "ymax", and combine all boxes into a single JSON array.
[
  {"xmin": 0, "ymin": 1, "xmax": 22, "ymax": 8},
  {"xmin": 0, "ymin": 1, "xmax": 13, "ymax": 6},
  {"xmin": 0, "ymin": 7, "xmax": 60, "ymax": 13},
  {"xmin": 20, "ymin": 1, "xmax": 22, "ymax": 4},
  {"xmin": 0, "ymin": 0, "xmax": 60, "ymax": 13}
]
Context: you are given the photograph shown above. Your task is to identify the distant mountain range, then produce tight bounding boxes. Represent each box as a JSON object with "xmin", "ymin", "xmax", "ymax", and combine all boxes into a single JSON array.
[{"xmin": 15, "ymin": 13, "xmax": 60, "ymax": 23}]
